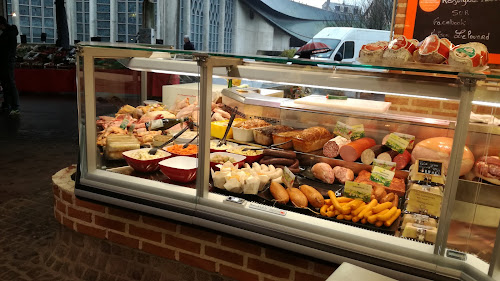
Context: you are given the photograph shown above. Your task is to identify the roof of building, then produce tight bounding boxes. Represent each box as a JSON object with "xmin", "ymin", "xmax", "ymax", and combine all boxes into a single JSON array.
[{"xmin": 240, "ymin": 0, "xmax": 347, "ymax": 42}]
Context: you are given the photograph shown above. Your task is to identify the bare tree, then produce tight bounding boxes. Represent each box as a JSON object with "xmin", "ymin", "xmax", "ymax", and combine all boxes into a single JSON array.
[{"xmin": 322, "ymin": 0, "xmax": 393, "ymax": 30}]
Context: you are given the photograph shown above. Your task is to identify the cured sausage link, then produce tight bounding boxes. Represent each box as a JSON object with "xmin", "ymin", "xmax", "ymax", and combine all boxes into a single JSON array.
[
  {"xmin": 263, "ymin": 149, "xmax": 297, "ymax": 159},
  {"xmin": 260, "ymin": 158, "xmax": 295, "ymax": 166}
]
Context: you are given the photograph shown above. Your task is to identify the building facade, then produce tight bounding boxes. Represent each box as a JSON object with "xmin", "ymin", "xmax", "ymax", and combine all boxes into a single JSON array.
[{"xmin": 5, "ymin": 0, "xmax": 338, "ymax": 54}]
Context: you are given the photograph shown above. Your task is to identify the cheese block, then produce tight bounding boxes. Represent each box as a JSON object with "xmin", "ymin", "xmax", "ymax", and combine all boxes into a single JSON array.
[
  {"xmin": 383, "ymin": 35, "xmax": 419, "ymax": 64},
  {"xmin": 105, "ymin": 135, "xmax": 140, "ymax": 160},
  {"xmin": 449, "ymin": 42, "xmax": 489, "ymax": 68},
  {"xmin": 413, "ymin": 35, "xmax": 452, "ymax": 64},
  {"xmin": 401, "ymin": 223, "xmax": 438, "ymax": 243},
  {"xmin": 401, "ymin": 214, "xmax": 438, "ymax": 229}
]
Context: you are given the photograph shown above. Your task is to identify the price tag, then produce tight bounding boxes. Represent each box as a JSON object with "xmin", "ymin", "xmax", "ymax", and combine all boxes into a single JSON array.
[
  {"xmin": 120, "ymin": 118, "xmax": 129, "ymax": 130},
  {"xmin": 344, "ymin": 181, "xmax": 372, "ymax": 202},
  {"xmin": 385, "ymin": 133, "xmax": 410, "ymax": 154},
  {"xmin": 372, "ymin": 159, "xmax": 396, "ymax": 171},
  {"xmin": 370, "ymin": 166, "xmax": 395, "ymax": 187},
  {"xmin": 282, "ymin": 166, "xmax": 295, "ymax": 189},
  {"xmin": 416, "ymin": 159, "xmax": 444, "ymax": 176},
  {"xmin": 406, "ymin": 188, "xmax": 443, "ymax": 217},
  {"xmin": 334, "ymin": 121, "xmax": 352, "ymax": 139},
  {"xmin": 393, "ymin": 133, "xmax": 415, "ymax": 149},
  {"xmin": 350, "ymin": 124, "xmax": 365, "ymax": 140}
]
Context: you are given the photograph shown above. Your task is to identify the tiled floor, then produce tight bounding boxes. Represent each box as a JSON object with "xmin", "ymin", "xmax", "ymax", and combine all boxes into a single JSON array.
[{"xmin": 0, "ymin": 94, "xmax": 234, "ymax": 281}]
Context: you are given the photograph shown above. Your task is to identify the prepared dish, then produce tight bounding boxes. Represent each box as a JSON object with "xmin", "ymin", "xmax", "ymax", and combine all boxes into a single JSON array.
[
  {"xmin": 211, "ymin": 154, "xmax": 236, "ymax": 164},
  {"xmin": 228, "ymin": 147, "xmax": 263, "ymax": 156},
  {"xmin": 233, "ymin": 119, "xmax": 270, "ymax": 129},
  {"xmin": 210, "ymin": 140, "xmax": 238, "ymax": 151},
  {"xmin": 130, "ymin": 149, "xmax": 169, "ymax": 160},
  {"xmin": 166, "ymin": 144, "xmax": 198, "ymax": 155}
]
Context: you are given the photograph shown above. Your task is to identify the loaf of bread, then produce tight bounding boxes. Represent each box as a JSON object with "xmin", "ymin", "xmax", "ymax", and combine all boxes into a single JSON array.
[
  {"xmin": 413, "ymin": 35, "xmax": 452, "ymax": 64},
  {"xmin": 359, "ymin": 41, "xmax": 388, "ymax": 64},
  {"xmin": 449, "ymin": 42, "xmax": 488, "ymax": 69},
  {"xmin": 272, "ymin": 130, "xmax": 302, "ymax": 149},
  {"xmin": 253, "ymin": 125, "xmax": 294, "ymax": 146},
  {"xmin": 383, "ymin": 36, "xmax": 418, "ymax": 64},
  {"xmin": 292, "ymin": 127, "xmax": 333, "ymax": 153}
]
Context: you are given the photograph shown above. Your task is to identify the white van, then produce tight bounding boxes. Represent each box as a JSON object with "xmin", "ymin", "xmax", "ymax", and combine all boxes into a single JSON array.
[{"xmin": 307, "ymin": 27, "xmax": 390, "ymax": 63}]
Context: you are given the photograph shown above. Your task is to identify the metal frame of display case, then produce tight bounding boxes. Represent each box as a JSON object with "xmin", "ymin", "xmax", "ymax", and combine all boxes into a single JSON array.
[{"xmin": 75, "ymin": 43, "xmax": 500, "ymax": 281}]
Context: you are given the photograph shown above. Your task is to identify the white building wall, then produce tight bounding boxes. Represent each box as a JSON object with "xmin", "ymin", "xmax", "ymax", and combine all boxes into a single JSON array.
[{"xmin": 233, "ymin": 0, "xmax": 289, "ymax": 55}]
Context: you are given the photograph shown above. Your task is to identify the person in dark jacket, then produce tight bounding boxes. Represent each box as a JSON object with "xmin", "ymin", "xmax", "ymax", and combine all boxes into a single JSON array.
[
  {"xmin": 183, "ymin": 35, "xmax": 195, "ymax": 50},
  {"xmin": 0, "ymin": 16, "xmax": 20, "ymax": 115}
]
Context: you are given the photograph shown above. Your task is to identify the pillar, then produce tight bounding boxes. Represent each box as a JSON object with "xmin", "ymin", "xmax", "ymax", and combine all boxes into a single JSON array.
[
  {"xmin": 1, "ymin": 0, "xmax": 6, "ymax": 19},
  {"xmin": 89, "ymin": 0, "xmax": 96, "ymax": 38},
  {"xmin": 11, "ymin": 0, "xmax": 20, "ymax": 42},
  {"xmin": 218, "ymin": 0, "xmax": 225, "ymax": 52},
  {"xmin": 163, "ymin": 0, "xmax": 178, "ymax": 47},
  {"xmin": 183, "ymin": 0, "xmax": 190, "ymax": 41},
  {"xmin": 110, "ymin": 0, "xmax": 117, "ymax": 42},
  {"xmin": 65, "ymin": 0, "xmax": 76, "ymax": 45},
  {"xmin": 202, "ymin": 0, "xmax": 209, "ymax": 51}
]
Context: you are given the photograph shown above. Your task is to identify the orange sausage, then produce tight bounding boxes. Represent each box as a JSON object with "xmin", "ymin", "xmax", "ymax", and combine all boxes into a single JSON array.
[{"xmin": 339, "ymin": 137, "xmax": 376, "ymax": 162}]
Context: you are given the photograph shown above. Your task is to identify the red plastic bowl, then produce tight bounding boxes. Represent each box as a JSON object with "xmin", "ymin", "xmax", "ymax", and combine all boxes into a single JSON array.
[
  {"xmin": 159, "ymin": 156, "xmax": 198, "ymax": 183},
  {"xmin": 122, "ymin": 148, "xmax": 171, "ymax": 173},
  {"xmin": 210, "ymin": 152, "xmax": 246, "ymax": 171}
]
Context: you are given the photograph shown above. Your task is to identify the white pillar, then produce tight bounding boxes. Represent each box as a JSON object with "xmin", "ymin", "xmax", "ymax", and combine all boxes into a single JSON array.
[
  {"xmin": 202, "ymin": 0, "xmax": 209, "ymax": 51},
  {"xmin": 11, "ymin": 0, "xmax": 20, "ymax": 42},
  {"xmin": 218, "ymin": 0, "xmax": 225, "ymax": 52},
  {"xmin": 89, "ymin": 0, "xmax": 96, "ymax": 38},
  {"xmin": 183, "ymin": 0, "xmax": 190, "ymax": 39},
  {"xmin": 110, "ymin": 0, "xmax": 117, "ymax": 42},
  {"xmin": 164, "ymin": 0, "xmax": 178, "ymax": 47},
  {"xmin": 66, "ymin": 0, "xmax": 76, "ymax": 45}
]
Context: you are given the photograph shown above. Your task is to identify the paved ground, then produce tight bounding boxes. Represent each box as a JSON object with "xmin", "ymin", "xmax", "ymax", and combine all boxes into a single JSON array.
[{"xmin": 0, "ymin": 94, "xmax": 233, "ymax": 281}]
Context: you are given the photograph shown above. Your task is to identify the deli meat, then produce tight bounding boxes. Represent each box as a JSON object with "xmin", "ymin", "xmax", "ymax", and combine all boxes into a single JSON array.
[
  {"xmin": 323, "ymin": 136, "xmax": 351, "ymax": 158},
  {"xmin": 333, "ymin": 166, "xmax": 354, "ymax": 184},
  {"xmin": 474, "ymin": 156, "xmax": 500, "ymax": 185},
  {"xmin": 413, "ymin": 35, "xmax": 452, "ymax": 64},
  {"xmin": 382, "ymin": 35, "xmax": 419, "ymax": 63},
  {"xmin": 449, "ymin": 42, "xmax": 489, "ymax": 69},
  {"xmin": 394, "ymin": 150, "xmax": 411, "ymax": 170},
  {"xmin": 312, "ymin": 163, "xmax": 335, "ymax": 184},
  {"xmin": 359, "ymin": 41, "xmax": 388, "ymax": 63},
  {"xmin": 339, "ymin": 137, "xmax": 376, "ymax": 162},
  {"xmin": 354, "ymin": 170, "xmax": 406, "ymax": 197}
]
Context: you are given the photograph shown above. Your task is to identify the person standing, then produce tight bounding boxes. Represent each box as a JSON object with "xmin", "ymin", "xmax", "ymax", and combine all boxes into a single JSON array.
[
  {"xmin": 183, "ymin": 35, "xmax": 195, "ymax": 50},
  {"xmin": 0, "ymin": 16, "xmax": 20, "ymax": 116}
]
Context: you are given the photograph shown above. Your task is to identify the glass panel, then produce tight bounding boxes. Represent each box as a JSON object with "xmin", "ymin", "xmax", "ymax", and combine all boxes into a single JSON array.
[
  {"xmin": 32, "ymin": 17, "xmax": 42, "ymax": 27},
  {"xmin": 118, "ymin": 24, "xmax": 126, "ymax": 34},
  {"xmin": 118, "ymin": 2, "xmax": 126, "ymax": 12},
  {"xmin": 77, "ymin": 13, "xmax": 83, "ymax": 23},
  {"xmin": 19, "ymin": 5, "xmax": 29, "ymax": 16},
  {"xmin": 45, "ymin": 28, "xmax": 54, "ymax": 38},
  {"xmin": 128, "ymin": 2, "xmax": 136, "ymax": 13},
  {"xmin": 32, "ymin": 27, "xmax": 42, "ymax": 39},
  {"xmin": 77, "ymin": 23, "xmax": 83, "ymax": 33},
  {"xmin": 20, "ymin": 16, "xmax": 30, "ymax": 26},
  {"xmin": 128, "ymin": 24, "xmax": 136, "ymax": 35},
  {"xmin": 98, "ymin": 12, "xmax": 110, "ymax": 20},
  {"xmin": 128, "ymin": 14, "xmax": 136, "ymax": 24},
  {"xmin": 446, "ymin": 95, "xmax": 500, "ymax": 272},
  {"xmin": 44, "ymin": 18, "xmax": 54, "ymax": 28},
  {"xmin": 118, "ymin": 13, "xmax": 126, "ymax": 22},
  {"xmin": 117, "ymin": 35, "xmax": 126, "ymax": 42},
  {"xmin": 19, "ymin": 0, "xmax": 29, "ymax": 5},
  {"xmin": 77, "ymin": 2, "xmax": 82, "ymax": 11},
  {"xmin": 44, "ymin": 0, "xmax": 53, "ymax": 7},
  {"xmin": 44, "ymin": 7, "xmax": 53, "ymax": 17},
  {"xmin": 97, "ymin": 4, "xmax": 110, "ymax": 13},
  {"xmin": 97, "ymin": 28, "xmax": 110, "ymax": 36},
  {"xmin": 31, "ymin": 0, "xmax": 41, "ymax": 6},
  {"xmin": 31, "ymin": 6, "xmax": 42, "ymax": 17},
  {"xmin": 344, "ymin": 41, "xmax": 355, "ymax": 59},
  {"xmin": 20, "ymin": 26, "xmax": 30, "ymax": 36},
  {"xmin": 97, "ymin": 21, "xmax": 109, "ymax": 29}
]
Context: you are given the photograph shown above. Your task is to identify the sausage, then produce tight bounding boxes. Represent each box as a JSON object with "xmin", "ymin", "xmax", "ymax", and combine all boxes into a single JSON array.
[
  {"xmin": 392, "ymin": 194, "xmax": 399, "ymax": 208},
  {"xmin": 287, "ymin": 187, "xmax": 308, "ymax": 208},
  {"xmin": 299, "ymin": 185, "xmax": 325, "ymax": 208},
  {"xmin": 376, "ymin": 150, "xmax": 399, "ymax": 162},
  {"xmin": 260, "ymin": 158, "xmax": 295, "ymax": 166},
  {"xmin": 263, "ymin": 149, "xmax": 296, "ymax": 159},
  {"xmin": 380, "ymin": 193, "xmax": 395, "ymax": 203},
  {"xmin": 360, "ymin": 145, "xmax": 389, "ymax": 165},
  {"xmin": 339, "ymin": 137, "xmax": 376, "ymax": 162},
  {"xmin": 323, "ymin": 136, "xmax": 351, "ymax": 158},
  {"xmin": 393, "ymin": 150, "xmax": 411, "ymax": 170},
  {"xmin": 289, "ymin": 159, "xmax": 300, "ymax": 169},
  {"xmin": 311, "ymin": 163, "xmax": 335, "ymax": 184},
  {"xmin": 270, "ymin": 182, "xmax": 289, "ymax": 204},
  {"xmin": 275, "ymin": 165, "xmax": 300, "ymax": 174},
  {"xmin": 332, "ymin": 166, "xmax": 354, "ymax": 184}
]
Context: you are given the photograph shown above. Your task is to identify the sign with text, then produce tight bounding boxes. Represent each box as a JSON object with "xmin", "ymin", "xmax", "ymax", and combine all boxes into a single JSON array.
[
  {"xmin": 344, "ymin": 181, "xmax": 373, "ymax": 202},
  {"xmin": 403, "ymin": 0, "xmax": 500, "ymax": 64}
]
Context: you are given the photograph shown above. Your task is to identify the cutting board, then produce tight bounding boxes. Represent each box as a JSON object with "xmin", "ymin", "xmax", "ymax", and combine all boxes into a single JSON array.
[{"xmin": 292, "ymin": 95, "xmax": 392, "ymax": 114}]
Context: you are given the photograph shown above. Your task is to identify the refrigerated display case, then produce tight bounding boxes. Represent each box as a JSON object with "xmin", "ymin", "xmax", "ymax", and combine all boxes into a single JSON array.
[{"xmin": 75, "ymin": 42, "xmax": 500, "ymax": 281}]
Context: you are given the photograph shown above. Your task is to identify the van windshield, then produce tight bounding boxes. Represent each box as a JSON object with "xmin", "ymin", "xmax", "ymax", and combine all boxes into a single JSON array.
[{"xmin": 309, "ymin": 38, "xmax": 341, "ymax": 59}]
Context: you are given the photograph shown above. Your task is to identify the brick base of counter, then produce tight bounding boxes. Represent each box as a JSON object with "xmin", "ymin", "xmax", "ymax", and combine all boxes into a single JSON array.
[{"xmin": 52, "ymin": 166, "xmax": 337, "ymax": 281}]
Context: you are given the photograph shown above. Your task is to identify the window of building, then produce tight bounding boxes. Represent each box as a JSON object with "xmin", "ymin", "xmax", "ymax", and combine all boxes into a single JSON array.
[
  {"xmin": 76, "ymin": 0, "xmax": 90, "ymax": 42},
  {"xmin": 97, "ymin": 1, "xmax": 110, "ymax": 42},
  {"xmin": 209, "ymin": 0, "xmax": 220, "ymax": 52},
  {"xmin": 191, "ymin": 0, "xmax": 204, "ymax": 51},
  {"xmin": 117, "ymin": 0, "xmax": 144, "ymax": 43},
  {"xmin": 8, "ymin": 0, "xmax": 55, "ymax": 43},
  {"xmin": 224, "ymin": 0, "xmax": 234, "ymax": 53},
  {"xmin": 344, "ymin": 6, "xmax": 348, "ymax": 13},
  {"xmin": 335, "ymin": 5, "xmax": 340, "ymax": 11}
]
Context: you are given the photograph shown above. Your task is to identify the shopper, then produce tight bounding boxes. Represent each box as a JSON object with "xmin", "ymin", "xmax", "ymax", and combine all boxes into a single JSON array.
[
  {"xmin": 183, "ymin": 35, "xmax": 195, "ymax": 50},
  {"xmin": 0, "ymin": 16, "xmax": 20, "ymax": 116}
]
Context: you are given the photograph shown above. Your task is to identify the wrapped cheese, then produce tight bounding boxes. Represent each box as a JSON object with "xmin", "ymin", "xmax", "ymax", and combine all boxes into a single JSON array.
[
  {"xmin": 383, "ymin": 36, "xmax": 419, "ymax": 64},
  {"xmin": 359, "ymin": 41, "xmax": 388, "ymax": 63},
  {"xmin": 449, "ymin": 42, "xmax": 488, "ymax": 69},
  {"xmin": 243, "ymin": 176, "xmax": 260, "ymax": 194},
  {"xmin": 401, "ymin": 214, "xmax": 438, "ymax": 229},
  {"xmin": 413, "ymin": 35, "xmax": 452, "ymax": 64},
  {"xmin": 401, "ymin": 223, "xmax": 437, "ymax": 243}
]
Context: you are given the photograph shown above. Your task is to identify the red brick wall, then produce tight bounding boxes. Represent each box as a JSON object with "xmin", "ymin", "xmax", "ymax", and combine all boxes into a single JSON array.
[{"xmin": 52, "ymin": 182, "xmax": 337, "ymax": 281}]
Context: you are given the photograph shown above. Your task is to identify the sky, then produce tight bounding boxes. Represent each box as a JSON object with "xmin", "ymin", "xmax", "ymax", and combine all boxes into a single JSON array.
[{"xmin": 295, "ymin": 0, "xmax": 361, "ymax": 7}]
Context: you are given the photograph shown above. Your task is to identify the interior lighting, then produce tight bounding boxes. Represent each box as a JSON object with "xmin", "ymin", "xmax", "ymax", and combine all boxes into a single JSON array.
[{"xmin": 12, "ymin": 12, "xmax": 17, "ymax": 17}]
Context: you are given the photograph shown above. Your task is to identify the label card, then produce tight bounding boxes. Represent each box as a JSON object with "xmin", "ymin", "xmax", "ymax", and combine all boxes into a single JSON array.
[
  {"xmin": 282, "ymin": 166, "xmax": 295, "ymax": 189},
  {"xmin": 406, "ymin": 188, "xmax": 443, "ymax": 217},
  {"xmin": 385, "ymin": 133, "xmax": 410, "ymax": 154},
  {"xmin": 416, "ymin": 159, "xmax": 444, "ymax": 176},
  {"xmin": 350, "ymin": 124, "xmax": 365, "ymax": 140},
  {"xmin": 344, "ymin": 181, "xmax": 373, "ymax": 202},
  {"xmin": 393, "ymin": 132, "xmax": 415, "ymax": 149},
  {"xmin": 334, "ymin": 121, "xmax": 352, "ymax": 139},
  {"xmin": 370, "ymin": 166, "xmax": 395, "ymax": 187},
  {"xmin": 372, "ymin": 159, "xmax": 397, "ymax": 171}
]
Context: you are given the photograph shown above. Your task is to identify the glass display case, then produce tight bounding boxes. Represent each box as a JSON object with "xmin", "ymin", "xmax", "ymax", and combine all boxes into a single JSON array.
[{"xmin": 75, "ymin": 42, "xmax": 500, "ymax": 281}]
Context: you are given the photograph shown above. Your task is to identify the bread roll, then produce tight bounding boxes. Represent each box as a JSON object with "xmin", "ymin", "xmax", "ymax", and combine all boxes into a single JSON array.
[{"xmin": 410, "ymin": 137, "xmax": 474, "ymax": 176}]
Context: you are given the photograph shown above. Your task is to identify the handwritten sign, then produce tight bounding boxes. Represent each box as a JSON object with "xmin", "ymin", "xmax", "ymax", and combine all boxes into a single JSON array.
[
  {"xmin": 417, "ymin": 159, "xmax": 444, "ymax": 176},
  {"xmin": 404, "ymin": 0, "xmax": 500, "ymax": 64}
]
